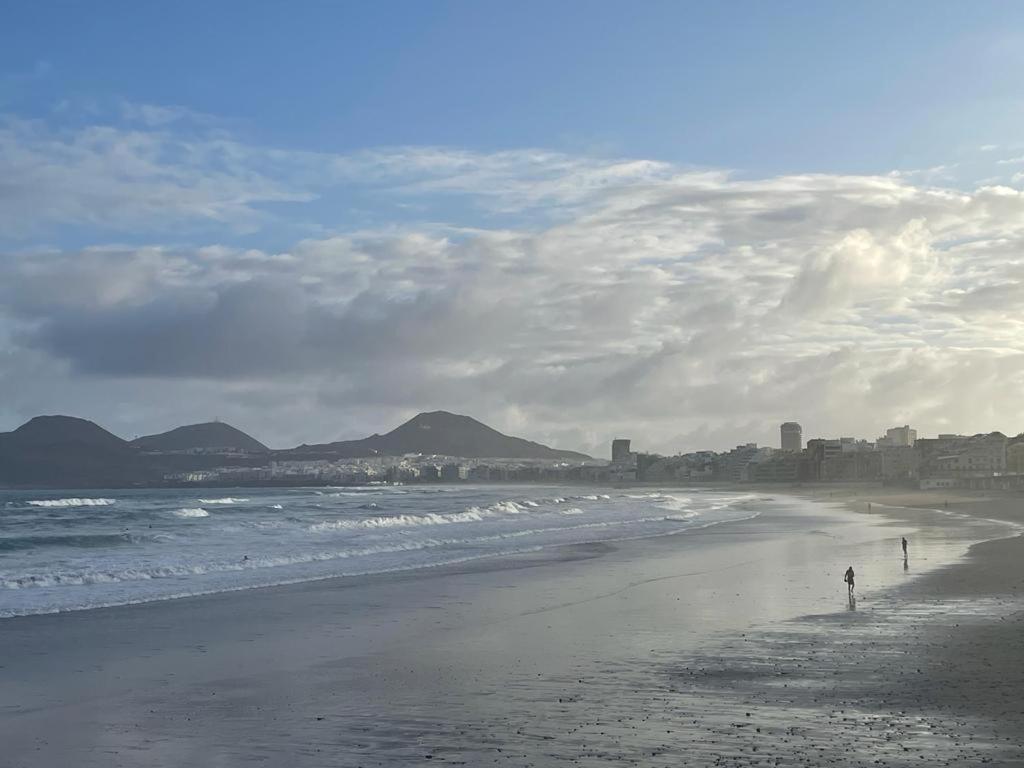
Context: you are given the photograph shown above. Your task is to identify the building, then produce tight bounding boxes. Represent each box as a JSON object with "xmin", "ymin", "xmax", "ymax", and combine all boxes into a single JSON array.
[
  {"xmin": 806, "ymin": 438, "xmax": 843, "ymax": 462},
  {"xmin": 780, "ymin": 422, "xmax": 802, "ymax": 452},
  {"xmin": 916, "ymin": 432, "xmax": 1008, "ymax": 487},
  {"xmin": 440, "ymin": 463, "xmax": 463, "ymax": 482},
  {"xmin": 934, "ymin": 433, "xmax": 1007, "ymax": 476},
  {"xmin": 819, "ymin": 450, "xmax": 882, "ymax": 482},
  {"xmin": 750, "ymin": 452, "xmax": 803, "ymax": 483},
  {"xmin": 880, "ymin": 445, "xmax": 919, "ymax": 482},
  {"xmin": 805, "ymin": 438, "xmax": 843, "ymax": 480},
  {"xmin": 611, "ymin": 439, "xmax": 632, "ymax": 463},
  {"xmin": 1008, "ymin": 440, "xmax": 1024, "ymax": 474},
  {"xmin": 715, "ymin": 443, "xmax": 761, "ymax": 482},
  {"xmin": 877, "ymin": 425, "xmax": 917, "ymax": 449}
]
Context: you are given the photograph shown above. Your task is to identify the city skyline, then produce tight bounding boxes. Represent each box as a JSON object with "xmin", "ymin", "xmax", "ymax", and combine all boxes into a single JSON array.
[{"xmin": 3, "ymin": 3, "xmax": 1024, "ymax": 455}]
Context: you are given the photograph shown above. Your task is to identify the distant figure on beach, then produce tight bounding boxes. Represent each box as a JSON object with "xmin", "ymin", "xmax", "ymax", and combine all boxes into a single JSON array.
[
  {"xmin": 901, "ymin": 537, "xmax": 908, "ymax": 557},
  {"xmin": 844, "ymin": 565, "xmax": 855, "ymax": 594}
]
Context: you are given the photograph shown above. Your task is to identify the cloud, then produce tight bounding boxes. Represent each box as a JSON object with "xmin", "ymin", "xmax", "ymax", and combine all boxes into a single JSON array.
[
  {"xmin": 0, "ymin": 111, "xmax": 682, "ymax": 240},
  {"xmin": 0, "ymin": 117, "xmax": 316, "ymax": 236},
  {"xmin": 118, "ymin": 102, "xmax": 220, "ymax": 128},
  {"xmin": 4, "ymin": 112, "xmax": 1024, "ymax": 452}
]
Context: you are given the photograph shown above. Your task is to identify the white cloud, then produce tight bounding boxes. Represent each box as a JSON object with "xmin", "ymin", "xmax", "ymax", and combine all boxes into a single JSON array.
[
  {"xmin": 0, "ymin": 117, "xmax": 315, "ymax": 235},
  {"xmin": 3, "ymin": 111, "xmax": 1024, "ymax": 452}
]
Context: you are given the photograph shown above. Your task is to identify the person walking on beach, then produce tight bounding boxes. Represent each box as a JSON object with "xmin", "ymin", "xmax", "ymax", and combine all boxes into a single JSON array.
[
  {"xmin": 901, "ymin": 537, "xmax": 908, "ymax": 558},
  {"xmin": 844, "ymin": 565, "xmax": 855, "ymax": 595}
]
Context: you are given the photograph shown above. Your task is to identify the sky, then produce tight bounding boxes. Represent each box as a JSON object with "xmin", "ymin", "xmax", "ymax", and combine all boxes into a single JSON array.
[{"xmin": 3, "ymin": 1, "xmax": 1024, "ymax": 455}]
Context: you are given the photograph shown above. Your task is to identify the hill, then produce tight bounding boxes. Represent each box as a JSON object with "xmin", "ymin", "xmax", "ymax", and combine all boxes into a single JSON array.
[
  {"xmin": 289, "ymin": 411, "xmax": 590, "ymax": 460},
  {"xmin": 132, "ymin": 422, "xmax": 268, "ymax": 453},
  {"xmin": 0, "ymin": 415, "xmax": 153, "ymax": 487}
]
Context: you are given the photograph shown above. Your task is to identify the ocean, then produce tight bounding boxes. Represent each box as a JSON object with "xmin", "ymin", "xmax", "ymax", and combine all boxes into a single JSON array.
[{"xmin": 0, "ymin": 485, "xmax": 766, "ymax": 618}]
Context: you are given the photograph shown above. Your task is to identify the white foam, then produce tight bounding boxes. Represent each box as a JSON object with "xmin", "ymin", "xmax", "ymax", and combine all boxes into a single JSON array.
[
  {"xmin": 26, "ymin": 498, "xmax": 116, "ymax": 508},
  {"xmin": 270, "ymin": 504, "xmax": 284, "ymax": 510},
  {"xmin": 174, "ymin": 507, "xmax": 209, "ymax": 518},
  {"xmin": 654, "ymin": 495, "xmax": 696, "ymax": 513},
  {"xmin": 311, "ymin": 509, "xmax": 487, "ymax": 531},
  {"xmin": 663, "ymin": 512, "xmax": 697, "ymax": 522},
  {"xmin": 198, "ymin": 497, "xmax": 249, "ymax": 504},
  {"xmin": 310, "ymin": 499, "xmax": 527, "ymax": 532}
]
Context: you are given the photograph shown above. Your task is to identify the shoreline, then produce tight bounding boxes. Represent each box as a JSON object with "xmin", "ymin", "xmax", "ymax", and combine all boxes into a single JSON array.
[{"xmin": 2, "ymin": 487, "xmax": 1022, "ymax": 765}]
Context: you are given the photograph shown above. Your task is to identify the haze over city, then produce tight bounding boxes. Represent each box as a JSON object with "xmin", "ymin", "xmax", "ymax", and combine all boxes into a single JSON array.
[{"xmin": 3, "ymin": 2, "xmax": 1024, "ymax": 454}]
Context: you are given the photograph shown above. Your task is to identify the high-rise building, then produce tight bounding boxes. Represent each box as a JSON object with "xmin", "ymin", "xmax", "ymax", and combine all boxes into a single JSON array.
[
  {"xmin": 780, "ymin": 422, "xmax": 802, "ymax": 452},
  {"xmin": 611, "ymin": 438, "xmax": 632, "ymax": 464}
]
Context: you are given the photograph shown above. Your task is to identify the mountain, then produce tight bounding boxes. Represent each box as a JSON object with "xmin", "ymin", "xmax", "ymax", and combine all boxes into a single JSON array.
[
  {"xmin": 0, "ymin": 415, "xmax": 153, "ymax": 487},
  {"xmin": 0, "ymin": 410, "xmax": 590, "ymax": 488},
  {"xmin": 132, "ymin": 422, "xmax": 268, "ymax": 453},
  {"xmin": 290, "ymin": 411, "xmax": 590, "ymax": 460}
]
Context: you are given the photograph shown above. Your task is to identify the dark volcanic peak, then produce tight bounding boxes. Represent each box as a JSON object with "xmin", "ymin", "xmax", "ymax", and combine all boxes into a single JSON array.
[
  {"xmin": 132, "ymin": 422, "xmax": 268, "ymax": 453},
  {"xmin": 10, "ymin": 415, "xmax": 127, "ymax": 448},
  {"xmin": 296, "ymin": 410, "xmax": 590, "ymax": 460},
  {"xmin": 0, "ymin": 415, "xmax": 151, "ymax": 488}
]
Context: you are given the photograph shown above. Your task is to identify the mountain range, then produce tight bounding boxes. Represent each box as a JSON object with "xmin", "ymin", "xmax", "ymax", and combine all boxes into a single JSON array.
[
  {"xmin": 0, "ymin": 411, "xmax": 590, "ymax": 488},
  {"xmin": 288, "ymin": 411, "xmax": 588, "ymax": 461}
]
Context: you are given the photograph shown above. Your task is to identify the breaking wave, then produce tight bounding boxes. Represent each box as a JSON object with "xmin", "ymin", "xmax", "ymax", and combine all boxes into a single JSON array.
[
  {"xmin": 173, "ymin": 508, "xmax": 209, "ymax": 518},
  {"xmin": 198, "ymin": 497, "xmax": 249, "ymax": 505},
  {"xmin": 26, "ymin": 498, "xmax": 116, "ymax": 508},
  {"xmin": 310, "ymin": 499, "xmax": 529, "ymax": 532},
  {"xmin": 311, "ymin": 509, "xmax": 486, "ymax": 531}
]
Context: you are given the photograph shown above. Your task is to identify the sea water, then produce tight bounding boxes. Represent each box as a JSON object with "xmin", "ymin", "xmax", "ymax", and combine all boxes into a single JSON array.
[{"xmin": 0, "ymin": 485, "xmax": 765, "ymax": 617}]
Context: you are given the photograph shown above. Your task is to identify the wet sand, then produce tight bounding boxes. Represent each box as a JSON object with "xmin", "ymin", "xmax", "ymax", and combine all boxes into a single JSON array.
[{"xmin": 1, "ymin": 488, "xmax": 1022, "ymax": 767}]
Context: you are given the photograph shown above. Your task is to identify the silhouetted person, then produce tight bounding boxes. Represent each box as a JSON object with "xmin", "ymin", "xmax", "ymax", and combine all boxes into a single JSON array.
[
  {"xmin": 844, "ymin": 565, "xmax": 855, "ymax": 595},
  {"xmin": 901, "ymin": 537, "xmax": 908, "ymax": 557}
]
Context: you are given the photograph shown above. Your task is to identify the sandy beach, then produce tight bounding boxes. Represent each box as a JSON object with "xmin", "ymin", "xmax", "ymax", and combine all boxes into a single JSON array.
[{"xmin": 2, "ymin": 486, "xmax": 1023, "ymax": 767}]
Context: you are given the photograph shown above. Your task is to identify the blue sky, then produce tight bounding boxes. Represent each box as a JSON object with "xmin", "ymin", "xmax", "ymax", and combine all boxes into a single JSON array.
[
  {"xmin": 2, "ymin": 3, "xmax": 1024, "ymax": 451},
  {"xmin": 5, "ymin": 2, "xmax": 1023, "ymax": 173}
]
